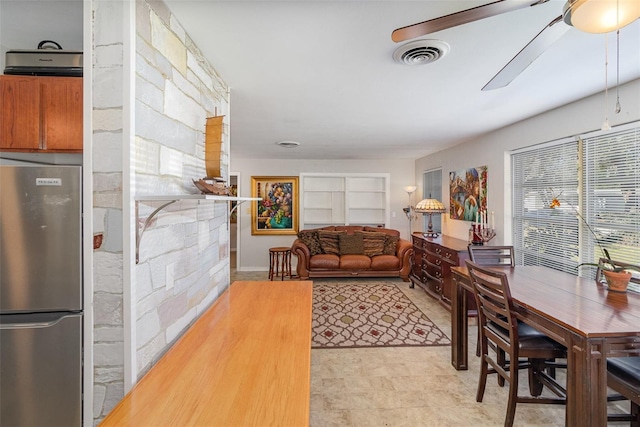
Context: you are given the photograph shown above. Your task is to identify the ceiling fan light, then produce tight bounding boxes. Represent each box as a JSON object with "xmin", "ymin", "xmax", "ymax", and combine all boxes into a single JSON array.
[{"xmin": 563, "ymin": 0, "xmax": 640, "ymax": 33}]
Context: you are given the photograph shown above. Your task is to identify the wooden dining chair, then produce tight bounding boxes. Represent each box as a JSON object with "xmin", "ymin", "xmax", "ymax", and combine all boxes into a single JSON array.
[
  {"xmin": 468, "ymin": 245, "xmax": 515, "ymax": 267},
  {"xmin": 466, "ymin": 260, "xmax": 567, "ymax": 427},
  {"xmin": 468, "ymin": 245, "xmax": 516, "ymax": 366},
  {"xmin": 607, "ymin": 357, "xmax": 640, "ymax": 425}
]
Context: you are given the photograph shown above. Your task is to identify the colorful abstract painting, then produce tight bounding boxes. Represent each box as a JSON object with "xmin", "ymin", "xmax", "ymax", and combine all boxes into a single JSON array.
[{"xmin": 449, "ymin": 166, "xmax": 487, "ymax": 221}]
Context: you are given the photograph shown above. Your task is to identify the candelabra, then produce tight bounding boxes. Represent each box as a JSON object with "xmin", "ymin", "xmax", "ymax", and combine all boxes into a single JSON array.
[{"xmin": 471, "ymin": 224, "xmax": 496, "ymax": 245}]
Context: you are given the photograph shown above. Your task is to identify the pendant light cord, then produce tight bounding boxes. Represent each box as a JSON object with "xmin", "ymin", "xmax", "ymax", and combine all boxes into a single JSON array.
[
  {"xmin": 615, "ymin": 0, "xmax": 621, "ymax": 114},
  {"xmin": 602, "ymin": 32, "xmax": 610, "ymax": 131}
]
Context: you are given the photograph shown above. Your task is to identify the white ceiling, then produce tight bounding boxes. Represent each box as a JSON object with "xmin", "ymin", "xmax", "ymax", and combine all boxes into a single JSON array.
[
  {"xmin": 3, "ymin": 1, "xmax": 639, "ymax": 161},
  {"xmin": 163, "ymin": 0, "xmax": 640, "ymax": 160}
]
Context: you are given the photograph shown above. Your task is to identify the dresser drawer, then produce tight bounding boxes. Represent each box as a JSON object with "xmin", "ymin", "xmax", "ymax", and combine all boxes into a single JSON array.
[
  {"xmin": 440, "ymin": 247, "xmax": 459, "ymax": 264},
  {"xmin": 410, "ymin": 234, "xmax": 471, "ymax": 313},
  {"xmin": 412, "ymin": 235, "xmax": 425, "ymax": 249}
]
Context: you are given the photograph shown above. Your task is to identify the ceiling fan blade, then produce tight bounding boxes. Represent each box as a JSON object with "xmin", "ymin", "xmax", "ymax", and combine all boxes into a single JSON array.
[
  {"xmin": 392, "ymin": 0, "xmax": 549, "ymax": 43},
  {"xmin": 482, "ymin": 16, "xmax": 570, "ymax": 91}
]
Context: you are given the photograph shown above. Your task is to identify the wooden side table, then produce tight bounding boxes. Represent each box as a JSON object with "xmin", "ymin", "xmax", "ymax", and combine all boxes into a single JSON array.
[{"xmin": 269, "ymin": 247, "xmax": 292, "ymax": 281}]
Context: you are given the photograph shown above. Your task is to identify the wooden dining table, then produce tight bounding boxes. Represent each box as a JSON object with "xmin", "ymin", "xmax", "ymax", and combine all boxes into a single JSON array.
[{"xmin": 450, "ymin": 265, "xmax": 640, "ymax": 427}]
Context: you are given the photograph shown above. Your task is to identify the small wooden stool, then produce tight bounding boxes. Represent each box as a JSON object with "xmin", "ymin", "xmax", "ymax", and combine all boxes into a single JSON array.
[{"xmin": 269, "ymin": 247, "xmax": 292, "ymax": 281}]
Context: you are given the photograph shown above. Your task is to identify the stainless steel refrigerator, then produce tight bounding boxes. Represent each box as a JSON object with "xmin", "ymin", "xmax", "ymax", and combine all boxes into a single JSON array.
[{"xmin": 0, "ymin": 161, "xmax": 83, "ymax": 427}]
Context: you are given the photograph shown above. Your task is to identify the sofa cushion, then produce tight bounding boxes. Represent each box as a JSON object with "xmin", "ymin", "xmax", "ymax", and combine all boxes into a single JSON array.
[
  {"xmin": 383, "ymin": 234, "xmax": 399, "ymax": 255},
  {"xmin": 371, "ymin": 255, "xmax": 401, "ymax": 270},
  {"xmin": 309, "ymin": 253, "xmax": 340, "ymax": 269},
  {"xmin": 339, "ymin": 254, "xmax": 372, "ymax": 270},
  {"xmin": 297, "ymin": 230, "xmax": 323, "ymax": 255},
  {"xmin": 339, "ymin": 233, "xmax": 364, "ymax": 255},
  {"xmin": 334, "ymin": 225, "xmax": 365, "ymax": 235},
  {"xmin": 364, "ymin": 227, "xmax": 400, "ymax": 237},
  {"xmin": 356, "ymin": 231, "xmax": 386, "ymax": 257},
  {"xmin": 318, "ymin": 230, "xmax": 346, "ymax": 255}
]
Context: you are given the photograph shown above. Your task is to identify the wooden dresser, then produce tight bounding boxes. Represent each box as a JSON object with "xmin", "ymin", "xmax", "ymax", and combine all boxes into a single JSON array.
[{"xmin": 410, "ymin": 233, "xmax": 476, "ymax": 312}]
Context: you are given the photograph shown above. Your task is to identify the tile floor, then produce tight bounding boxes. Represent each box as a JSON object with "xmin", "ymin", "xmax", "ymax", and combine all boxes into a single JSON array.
[{"xmin": 230, "ymin": 266, "xmax": 631, "ymax": 426}]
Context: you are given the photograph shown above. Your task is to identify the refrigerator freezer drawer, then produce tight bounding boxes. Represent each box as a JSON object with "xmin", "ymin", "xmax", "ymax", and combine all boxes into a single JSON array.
[{"xmin": 0, "ymin": 312, "xmax": 82, "ymax": 427}]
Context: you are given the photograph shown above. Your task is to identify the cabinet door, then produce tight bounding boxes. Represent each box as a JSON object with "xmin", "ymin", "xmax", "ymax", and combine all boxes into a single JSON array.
[
  {"xmin": 0, "ymin": 76, "xmax": 40, "ymax": 150},
  {"xmin": 41, "ymin": 77, "xmax": 83, "ymax": 151},
  {"xmin": 440, "ymin": 248, "xmax": 460, "ymax": 304}
]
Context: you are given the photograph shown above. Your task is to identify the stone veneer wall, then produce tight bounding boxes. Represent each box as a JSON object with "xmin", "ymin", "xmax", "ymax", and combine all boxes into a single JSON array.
[
  {"xmin": 92, "ymin": 0, "xmax": 126, "ymax": 424},
  {"xmin": 92, "ymin": 0, "xmax": 230, "ymax": 423},
  {"xmin": 133, "ymin": 0, "xmax": 231, "ymax": 374}
]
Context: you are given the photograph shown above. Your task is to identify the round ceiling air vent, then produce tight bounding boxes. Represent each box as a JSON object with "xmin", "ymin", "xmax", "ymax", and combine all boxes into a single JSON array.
[{"xmin": 393, "ymin": 39, "xmax": 450, "ymax": 66}]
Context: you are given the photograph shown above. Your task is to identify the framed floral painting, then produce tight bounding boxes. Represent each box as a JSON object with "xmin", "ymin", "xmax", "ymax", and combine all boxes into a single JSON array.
[
  {"xmin": 251, "ymin": 176, "xmax": 299, "ymax": 235},
  {"xmin": 449, "ymin": 166, "xmax": 487, "ymax": 221}
]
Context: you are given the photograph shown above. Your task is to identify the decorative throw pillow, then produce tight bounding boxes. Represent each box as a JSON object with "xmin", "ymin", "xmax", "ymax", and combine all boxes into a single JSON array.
[
  {"xmin": 298, "ymin": 230, "xmax": 322, "ymax": 255},
  {"xmin": 356, "ymin": 231, "xmax": 386, "ymax": 257},
  {"xmin": 383, "ymin": 234, "xmax": 399, "ymax": 255},
  {"xmin": 339, "ymin": 233, "xmax": 364, "ymax": 255},
  {"xmin": 317, "ymin": 230, "xmax": 346, "ymax": 255}
]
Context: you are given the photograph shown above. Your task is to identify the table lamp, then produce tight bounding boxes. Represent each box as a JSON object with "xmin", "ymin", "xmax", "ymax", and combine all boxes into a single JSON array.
[{"xmin": 415, "ymin": 197, "xmax": 446, "ymax": 238}]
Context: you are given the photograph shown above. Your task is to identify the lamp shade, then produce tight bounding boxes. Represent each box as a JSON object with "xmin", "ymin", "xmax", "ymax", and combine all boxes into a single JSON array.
[
  {"xmin": 563, "ymin": 0, "xmax": 640, "ymax": 33},
  {"xmin": 404, "ymin": 185, "xmax": 417, "ymax": 194},
  {"xmin": 414, "ymin": 198, "xmax": 446, "ymax": 213}
]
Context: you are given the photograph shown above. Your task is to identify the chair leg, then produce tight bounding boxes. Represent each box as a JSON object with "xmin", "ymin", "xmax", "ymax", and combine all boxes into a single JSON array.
[
  {"xmin": 505, "ymin": 358, "xmax": 519, "ymax": 427},
  {"xmin": 476, "ymin": 355, "xmax": 489, "ymax": 403},
  {"xmin": 497, "ymin": 349, "xmax": 506, "ymax": 387},
  {"xmin": 528, "ymin": 358, "xmax": 545, "ymax": 397},
  {"xmin": 632, "ymin": 401, "xmax": 640, "ymax": 427}
]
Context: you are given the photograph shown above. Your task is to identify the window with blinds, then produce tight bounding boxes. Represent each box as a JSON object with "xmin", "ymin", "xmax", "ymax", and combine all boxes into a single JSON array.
[
  {"xmin": 583, "ymin": 127, "xmax": 640, "ymax": 269},
  {"xmin": 512, "ymin": 140, "xmax": 580, "ymax": 273},
  {"xmin": 423, "ymin": 169, "xmax": 443, "ymax": 233},
  {"xmin": 512, "ymin": 124, "xmax": 640, "ymax": 276}
]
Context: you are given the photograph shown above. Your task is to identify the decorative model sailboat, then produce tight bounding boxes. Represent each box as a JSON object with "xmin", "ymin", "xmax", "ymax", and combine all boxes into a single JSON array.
[{"xmin": 193, "ymin": 114, "xmax": 231, "ymax": 195}]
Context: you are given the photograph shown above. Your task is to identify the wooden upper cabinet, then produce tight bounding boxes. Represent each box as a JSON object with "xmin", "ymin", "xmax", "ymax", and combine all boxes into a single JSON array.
[
  {"xmin": 0, "ymin": 75, "xmax": 83, "ymax": 152},
  {"xmin": 1, "ymin": 75, "xmax": 40, "ymax": 150}
]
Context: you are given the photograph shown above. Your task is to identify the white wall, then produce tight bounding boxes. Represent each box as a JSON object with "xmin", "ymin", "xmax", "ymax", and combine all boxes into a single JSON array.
[
  {"xmin": 232, "ymin": 158, "xmax": 415, "ymax": 270},
  {"xmin": 414, "ymin": 78, "xmax": 640, "ymax": 244}
]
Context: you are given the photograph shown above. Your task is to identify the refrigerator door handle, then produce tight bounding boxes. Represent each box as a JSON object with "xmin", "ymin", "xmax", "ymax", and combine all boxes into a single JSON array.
[{"xmin": 0, "ymin": 312, "xmax": 81, "ymax": 330}]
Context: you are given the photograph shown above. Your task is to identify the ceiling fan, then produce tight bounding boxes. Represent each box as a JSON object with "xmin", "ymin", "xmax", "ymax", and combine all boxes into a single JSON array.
[{"xmin": 392, "ymin": 0, "xmax": 640, "ymax": 91}]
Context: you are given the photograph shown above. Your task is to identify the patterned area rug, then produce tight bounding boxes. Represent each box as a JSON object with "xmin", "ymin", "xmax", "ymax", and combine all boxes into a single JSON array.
[{"xmin": 312, "ymin": 280, "xmax": 451, "ymax": 348}]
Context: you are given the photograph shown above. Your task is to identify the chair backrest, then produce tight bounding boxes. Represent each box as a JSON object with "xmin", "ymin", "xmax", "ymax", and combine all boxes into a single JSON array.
[
  {"xmin": 595, "ymin": 258, "xmax": 640, "ymax": 285},
  {"xmin": 468, "ymin": 245, "xmax": 515, "ymax": 267},
  {"xmin": 466, "ymin": 260, "xmax": 518, "ymax": 350}
]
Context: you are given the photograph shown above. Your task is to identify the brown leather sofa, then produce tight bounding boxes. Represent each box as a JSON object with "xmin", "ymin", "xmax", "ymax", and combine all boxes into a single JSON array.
[{"xmin": 291, "ymin": 226, "xmax": 413, "ymax": 281}]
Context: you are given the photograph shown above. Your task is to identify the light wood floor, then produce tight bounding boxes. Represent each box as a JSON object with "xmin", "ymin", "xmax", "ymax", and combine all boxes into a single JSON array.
[{"xmin": 231, "ymin": 267, "xmax": 631, "ymax": 426}]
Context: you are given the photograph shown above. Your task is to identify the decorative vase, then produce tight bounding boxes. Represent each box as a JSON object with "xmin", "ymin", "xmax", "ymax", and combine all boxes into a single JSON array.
[{"xmin": 602, "ymin": 270, "xmax": 632, "ymax": 292}]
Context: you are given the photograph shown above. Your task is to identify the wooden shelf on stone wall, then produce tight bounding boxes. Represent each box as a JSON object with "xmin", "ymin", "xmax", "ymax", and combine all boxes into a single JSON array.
[{"xmin": 135, "ymin": 194, "xmax": 260, "ymax": 264}]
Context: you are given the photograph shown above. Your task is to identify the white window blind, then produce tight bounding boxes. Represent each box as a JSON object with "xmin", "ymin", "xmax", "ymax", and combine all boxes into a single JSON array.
[
  {"xmin": 512, "ymin": 140, "xmax": 580, "ymax": 274},
  {"xmin": 583, "ymin": 128, "xmax": 640, "ymax": 268},
  {"xmin": 512, "ymin": 125, "xmax": 640, "ymax": 277},
  {"xmin": 423, "ymin": 169, "xmax": 443, "ymax": 233}
]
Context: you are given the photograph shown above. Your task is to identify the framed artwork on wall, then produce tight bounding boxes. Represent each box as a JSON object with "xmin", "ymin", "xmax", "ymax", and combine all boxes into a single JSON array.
[
  {"xmin": 251, "ymin": 176, "xmax": 299, "ymax": 235},
  {"xmin": 449, "ymin": 166, "xmax": 487, "ymax": 221},
  {"xmin": 229, "ymin": 184, "xmax": 238, "ymax": 223}
]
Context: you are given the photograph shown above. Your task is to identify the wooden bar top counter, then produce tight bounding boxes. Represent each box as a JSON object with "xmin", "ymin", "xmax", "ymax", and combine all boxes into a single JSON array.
[{"xmin": 100, "ymin": 280, "xmax": 313, "ymax": 426}]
